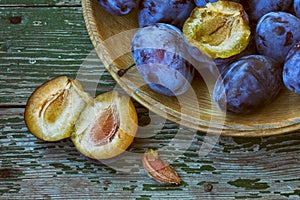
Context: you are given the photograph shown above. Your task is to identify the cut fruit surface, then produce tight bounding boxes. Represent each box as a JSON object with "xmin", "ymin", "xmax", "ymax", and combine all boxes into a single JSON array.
[
  {"xmin": 183, "ymin": 1, "xmax": 251, "ymax": 58},
  {"xmin": 24, "ymin": 76, "xmax": 93, "ymax": 141},
  {"xmin": 71, "ymin": 91, "xmax": 138, "ymax": 160}
]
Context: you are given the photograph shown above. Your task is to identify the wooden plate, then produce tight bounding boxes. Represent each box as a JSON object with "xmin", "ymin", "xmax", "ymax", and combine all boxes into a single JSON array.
[{"xmin": 81, "ymin": 0, "xmax": 300, "ymax": 137}]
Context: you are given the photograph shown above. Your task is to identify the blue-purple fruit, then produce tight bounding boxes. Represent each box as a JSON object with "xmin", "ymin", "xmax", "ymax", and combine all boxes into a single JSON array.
[
  {"xmin": 213, "ymin": 55, "xmax": 282, "ymax": 114},
  {"xmin": 97, "ymin": 0, "xmax": 137, "ymax": 16},
  {"xmin": 241, "ymin": 0, "xmax": 293, "ymax": 22},
  {"xmin": 255, "ymin": 11, "xmax": 300, "ymax": 63},
  {"xmin": 131, "ymin": 23, "xmax": 195, "ymax": 96},
  {"xmin": 194, "ymin": 0, "xmax": 240, "ymax": 7},
  {"xmin": 283, "ymin": 43, "xmax": 300, "ymax": 94},
  {"xmin": 138, "ymin": 0, "xmax": 195, "ymax": 29}
]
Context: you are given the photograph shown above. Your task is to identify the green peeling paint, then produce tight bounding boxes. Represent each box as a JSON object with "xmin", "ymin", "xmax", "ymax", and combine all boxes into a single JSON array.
[
  {"xmin": 136, "ymin": 195, "xmax": 151, "ymax": 200},
  {"xmin": 199, "ymin": 165, "xmax": 216, "ymax": 171},
  {"xmin": 281, "ymin": 190, "xmax": 300, "ymax": 198},
  {"xmin": 49, "ymin": 163, "xmax": 72, "ymax": 171},
  {"xmin": 123, "ymin": 185, "xmax": 137, "ymax": 192},
  {"xmin": 228, "ymin": 178, "xmax": 270, "ymax": 190}
]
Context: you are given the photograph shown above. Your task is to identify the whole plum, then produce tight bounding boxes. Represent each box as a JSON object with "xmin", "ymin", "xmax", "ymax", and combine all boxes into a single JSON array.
[
  {"xmin": 241, "ymin": 0, "xmax": 293, "ymax": 22},
  {"xmin": 130, "ymin": 23, "xmax": 195, "ymax": 96},
  {"xmin": 295, "ymin": 0, "xmax": 300, "ymax": 18},
  {"xmin": 138, "ymin": 0, "xmax": 195, "ymax": 29},
  {"xmin": 194, "ymin": 0, "xmax": 240, "ymax": 7},
  {"xmin": 213, "ymin": 35, "xmax": 258, "ymax": 73},
  {"xmin": 255, "ymin": 11, "xmax": 300, "ymax": 64},
  {"xmin": 213, "ymin": 55, "xmax": 282, "ymax": 114},
  {"xmin": 283, "ymin": 43, "xmax": 300, "ymax": 94},
  {"xmin": 97, "ymin": 0, "xmax": 137, "ymax": 16}
]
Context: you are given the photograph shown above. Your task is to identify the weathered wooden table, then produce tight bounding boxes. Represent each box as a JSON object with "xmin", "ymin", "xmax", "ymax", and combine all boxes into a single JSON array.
[{"xmin": 1, "ymin": 1, "xmax": 299, "ymax": 199}]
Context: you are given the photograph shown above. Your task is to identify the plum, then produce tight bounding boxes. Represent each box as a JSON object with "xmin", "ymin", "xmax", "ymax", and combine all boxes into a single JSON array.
[
  {"xmin": 283, "ymin": 43, "xmax": 300, "ymax": 94},
  {"xmin": 241, "ymin": 0, "xmax": 293, "ymax": 22},
  {"xmin": 97, "ymin": 0, "xmax": 137, "ymax": 16},
  {"xmin": 24, "ymin": 76, "xmax": 93, "ymax": 141},
  {"xmin": 72, "ymin": 91, "xmax": 138, "ymax": 160},
  {"xmin": 183, "ymin": 1, "xmax": 251, "ymax": 58},
  {"xmin": 213, "ymin": 55, "xmax": 282, "ymax": 114},
  {"xmin": 194, "ymin": 0, "xmax": 218, "ymax": 7},
  {"xmin": 213, "ymin": 35, "xmax": 258, "ymax": 72},
  {"xmin": 130, "ymin": 23, "xmax": 195, "ymax": 96},
  {"xmin": 255, "ymin": 11, "xmax": 300, "ymax": 64},
  {"xmin": 295, "ymin": 0, "xmax": 300, "ymax": 18},
  {"xmin": 194, "ymin": 0, "xmax": 240, "ymax": 7},
  {"xmin": 138, "ymin": 0, "xmax": 195, "ymax": 29}
]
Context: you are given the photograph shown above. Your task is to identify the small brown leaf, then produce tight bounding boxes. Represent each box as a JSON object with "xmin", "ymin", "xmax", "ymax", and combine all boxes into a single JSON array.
[{"xmin": 142, "ymin": 149, "xmax": 181, "ymax": 185}]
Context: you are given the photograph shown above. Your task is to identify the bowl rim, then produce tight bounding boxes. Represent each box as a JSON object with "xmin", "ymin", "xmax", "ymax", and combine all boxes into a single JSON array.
[{"xmin": 81, "ymin": 0, "xmax": 300, "ymax": 137}]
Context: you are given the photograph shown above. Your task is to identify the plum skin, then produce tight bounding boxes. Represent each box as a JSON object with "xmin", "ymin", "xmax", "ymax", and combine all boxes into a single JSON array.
[
  {"xmin": 255, "ymin": 11, "xmax": 300, "ymax": 64},
  {"xmin": 283, "ymin": 43, "xmax": 300, "ymax": 94},
  {"xmin": 213, "ymin": 55, "xmax": 283, "ymax": 114},
  {"xmin": 241, "ymin": 0, "xmax": 293, "ymax": 22},
  {"xmin": 295, "ymin": 0, "xmax": 300, "ymax": 18},
  {"xmin": 130, "ymin": 23, "xmax": 195, "ymax": 96},
  {"xmin": 194, "ymin": 0, "xmax": 240, "ymax": 7},
  {"xmin": 97, "ymin": 0, "xmax": 137, "ymax": 16},
  {"xmin": 138, "ymin": 0, "xmax": 196, "ymax": 29}
]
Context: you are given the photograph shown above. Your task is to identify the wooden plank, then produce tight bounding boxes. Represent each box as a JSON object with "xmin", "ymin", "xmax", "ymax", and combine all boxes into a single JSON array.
[
  {"xmin": 0, "ymin": 7, "xmax": 113, "ymax": 105},
  {"xmin": 1, "ymin": 2, "xmax": 299, "ymax": 199},
  {"xmin": 1, "ymin": 108, "xmax": 300, "ymax": 199},
  {"xmin": 0, "ymin": 0, "xmax": 81, "ymax": 6}
]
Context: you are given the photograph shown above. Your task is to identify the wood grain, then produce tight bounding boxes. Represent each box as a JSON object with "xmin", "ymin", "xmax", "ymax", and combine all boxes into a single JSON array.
[
  {"xmin": 1, "ymin": 108, "xmax": 300, "ymax": 199},
  {"xmin": 0, "ymin": 0, "xmax": 81, "ymax": 6},
  {"xmin": 0, "ymin": 7, "xmax": 108, "ymax": 105}
]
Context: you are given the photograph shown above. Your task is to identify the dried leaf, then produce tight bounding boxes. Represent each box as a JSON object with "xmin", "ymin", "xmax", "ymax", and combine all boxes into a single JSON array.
[{"xmin": 142, "ymin": 149, "xmax": 181, "ymax": 185}]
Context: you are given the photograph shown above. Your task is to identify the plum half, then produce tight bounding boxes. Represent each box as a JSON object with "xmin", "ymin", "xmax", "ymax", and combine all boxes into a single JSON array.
[
  {"xmin": 183, "ymin": 1, "xmax": 251, "ymax": 58},
  {"xmin": 24, "ymin": 76, "xmax": 93, "ymax": 141},
  {"xmin": 71, "ymin": 91, "xmax": 138, "ymax": 160}
]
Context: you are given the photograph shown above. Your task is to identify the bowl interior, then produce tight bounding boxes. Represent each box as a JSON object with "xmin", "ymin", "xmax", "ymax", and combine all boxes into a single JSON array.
[{"xmin": 82, "ymin": 0, "xmax": 300, "ymax": 137}]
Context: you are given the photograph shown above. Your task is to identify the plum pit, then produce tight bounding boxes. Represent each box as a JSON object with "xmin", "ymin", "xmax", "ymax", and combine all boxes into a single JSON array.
[{"xmin": 90, "ymin": 106, "xmax": 120, "ymax": 145}]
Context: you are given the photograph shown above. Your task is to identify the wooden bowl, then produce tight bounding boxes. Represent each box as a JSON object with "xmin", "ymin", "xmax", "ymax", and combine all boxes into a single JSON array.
[{"xmin": 81, "ymin": 0, "xmax": 300, "ymax": 137}]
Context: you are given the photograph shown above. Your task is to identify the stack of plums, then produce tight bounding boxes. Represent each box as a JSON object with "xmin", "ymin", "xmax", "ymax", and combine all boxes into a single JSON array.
[{"xmin": 97, "ymin": 0, "xmax": 300, "ymax": 114}]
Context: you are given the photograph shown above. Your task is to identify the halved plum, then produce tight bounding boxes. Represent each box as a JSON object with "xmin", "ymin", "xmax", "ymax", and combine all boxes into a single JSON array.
[
  {"xmin": 71, "ymin": 91, "xmax": 138, "ymax": 160},
  {"xmin": 24, "ymin": 76, "xmax": 93, "ymax": 141},
  {"xmin": 183, "ymin": 1, "xmax": 251, "ymax": 58}
]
